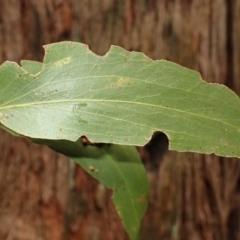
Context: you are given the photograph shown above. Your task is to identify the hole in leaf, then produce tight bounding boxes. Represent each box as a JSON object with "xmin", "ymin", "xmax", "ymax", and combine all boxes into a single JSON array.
[
  {"xmin": 138, "ymin": 131, "xmax": 169, "ymax": 171},
  {"xmin": 81, "ymin": 136, "xmax": 106, "ymax": 148}
]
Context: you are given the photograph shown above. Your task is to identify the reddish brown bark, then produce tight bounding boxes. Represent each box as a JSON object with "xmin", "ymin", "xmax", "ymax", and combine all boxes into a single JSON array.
[{"xmin": 0, "ymin": 1, "xmax": 240, "ymax": 240}]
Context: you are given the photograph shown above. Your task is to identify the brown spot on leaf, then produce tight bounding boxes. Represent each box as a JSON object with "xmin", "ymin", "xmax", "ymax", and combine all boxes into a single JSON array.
[
  {"xmin": 137, "ymin": 195, "xmax": 147, "ymax": 203},
  {"xmin": 89, "ymin": 166, "xmax": 94, "ymax": 171}
]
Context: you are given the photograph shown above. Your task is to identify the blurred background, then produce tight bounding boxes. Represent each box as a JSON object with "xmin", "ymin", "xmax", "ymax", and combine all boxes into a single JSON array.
[{"xmin": 0, "ymin": 1, "xmax": 240, "ymax": 239}]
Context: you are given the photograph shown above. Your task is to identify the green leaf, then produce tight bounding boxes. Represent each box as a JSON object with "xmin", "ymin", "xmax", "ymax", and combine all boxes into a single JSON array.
[
  {"xmin": 2, "ymin": 41, "xmax": 240, "ymax": 240},
  {"xmin": 0, "ymin": 41, "xmax": 240, "ymax": 157},
  {"xmin": 35, "ymin": 138, "xmax": 149, "ymax": 240},
  {"xmin": 20, "ymin": 60, "xmax": 43, "ymax": 74}
]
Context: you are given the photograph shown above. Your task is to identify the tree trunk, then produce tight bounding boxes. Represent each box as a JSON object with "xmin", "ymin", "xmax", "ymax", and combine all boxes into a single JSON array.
[{"xmin": 0, "ymin": 1, "xmax": 240, "ymax": 240}]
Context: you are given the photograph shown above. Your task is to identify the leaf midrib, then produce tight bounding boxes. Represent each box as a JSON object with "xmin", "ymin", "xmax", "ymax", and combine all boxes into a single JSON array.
[
  {"xmin": 0, "ymin": 98, "xmax": 238, "ymax": 131},
  {"xmin": 105, "ymin": 148, "xmax": 140, "ymax": 229}
]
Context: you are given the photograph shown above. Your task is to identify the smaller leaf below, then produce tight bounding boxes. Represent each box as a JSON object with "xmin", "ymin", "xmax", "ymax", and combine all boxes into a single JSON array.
[
  {"xmin": 35, "ymin": 138, "xmax": 149, "ymax": 240},
  {"xmin": 20, "ymin": 60, "xmax": 43, "ymax": 74}
]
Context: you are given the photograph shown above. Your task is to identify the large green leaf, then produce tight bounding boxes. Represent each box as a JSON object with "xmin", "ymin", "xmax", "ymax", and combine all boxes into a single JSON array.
[
  {"xmin": 1, "ymin": 41, "xmax": 240, "ymax": 240},
  {"xmin": 0, "ymin": 41, "xmax": 240, "ymax": 157},
  {"xmin": 34, "ymin": 138, "xmax": 148, "ymax": 240}
]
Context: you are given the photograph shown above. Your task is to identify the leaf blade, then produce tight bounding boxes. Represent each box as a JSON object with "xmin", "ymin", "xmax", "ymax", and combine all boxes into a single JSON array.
[
  {"xmin": 36, "ymin": 139, "xmax": 149, "ymax": 240},
  {"xmin": 0, "ymin": 41, "xmax": 240, "ymax": 157},
  {"xmin": 21, "ymin": 60, "xmax": 43, "ymax": 74}
]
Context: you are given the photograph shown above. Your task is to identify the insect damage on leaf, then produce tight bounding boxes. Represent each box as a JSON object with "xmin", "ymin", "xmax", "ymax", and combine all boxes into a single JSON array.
[
  {"xmin": 137, "ymin": 132, "xmax": 169, "ymax": 171},
  {"xmin": 81, "ymin": 135, "xmax": 107, "ymax": 148}
]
